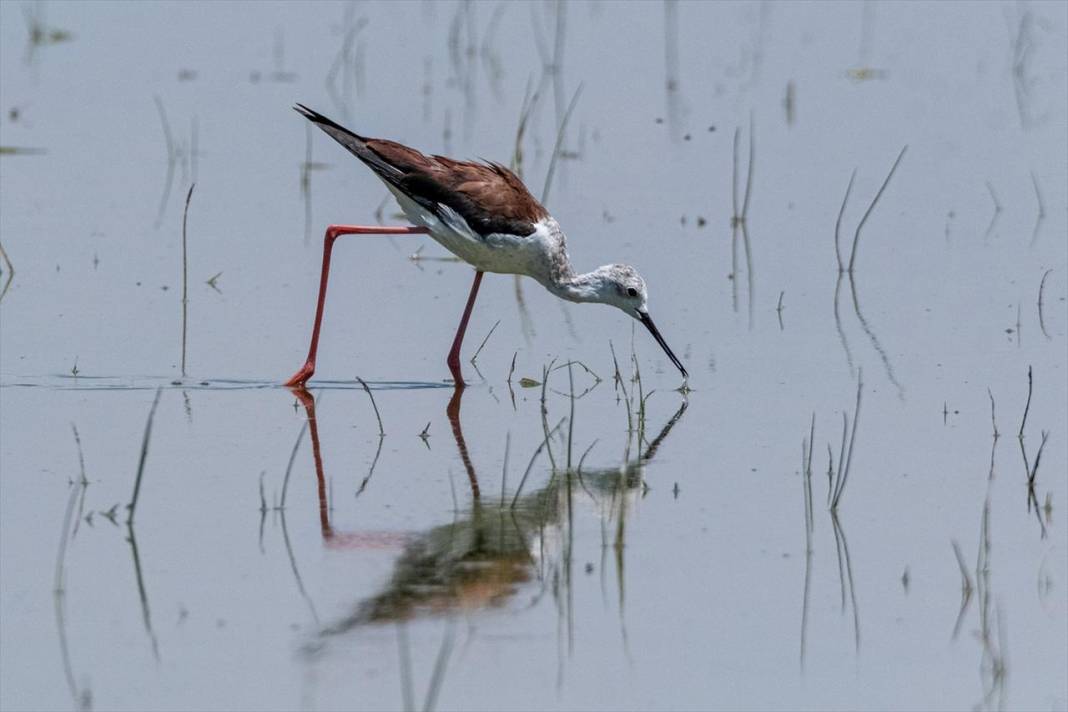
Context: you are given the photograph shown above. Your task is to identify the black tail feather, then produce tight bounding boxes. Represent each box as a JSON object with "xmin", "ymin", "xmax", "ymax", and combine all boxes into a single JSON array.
[
  {"xmin": 293, "ymin": 103, "xmax": 403, "ymax": 185},
  {"xmin": 293, "ymin": 103, "xmax": 368, "ymax": 142}
]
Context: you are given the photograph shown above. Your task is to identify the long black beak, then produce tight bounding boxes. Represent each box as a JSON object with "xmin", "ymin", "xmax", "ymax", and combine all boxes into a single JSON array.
[{"xmin": 637, "ymin": 310, "xmax": 688, "ymax": 379}]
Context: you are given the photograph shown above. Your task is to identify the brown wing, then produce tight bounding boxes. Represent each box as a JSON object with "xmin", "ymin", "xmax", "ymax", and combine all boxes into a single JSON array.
[
  {"xmin": 367, "ymin": 144, "xmax": 547, "ymax": 237},
  {"xmin": 294, "ymin": 104, "xmax": 546, "ymax": 237}
]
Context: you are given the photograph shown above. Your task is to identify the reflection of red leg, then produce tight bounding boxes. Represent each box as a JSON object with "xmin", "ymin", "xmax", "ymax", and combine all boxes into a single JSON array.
[
  {"xmin": 290, "ymin": 386, "xmax": 411, "ymax": 550},
  {"xmin": 446, "ymin": 270, "xmax": 484, "ymax": 387},
  {"xmin": 289, "ymin": 386, "xmax": 332, "ymax": 538},
  {"xmin": 446, "ymin": 386, "xmax": 480, "ymax": 501},
  {"xmin": 285, "ymin": 224, "xmax": 428, "ymax": 387}
]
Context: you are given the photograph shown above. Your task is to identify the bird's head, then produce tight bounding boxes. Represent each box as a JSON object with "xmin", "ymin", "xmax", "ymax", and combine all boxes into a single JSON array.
[{"xmin": 587, "ymin": 264, "xmax": 688, "ymax": 379}]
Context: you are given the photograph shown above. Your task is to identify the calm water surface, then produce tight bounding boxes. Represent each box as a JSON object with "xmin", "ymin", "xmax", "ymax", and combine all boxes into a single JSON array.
[{"xmin": 1, "ymin": 2, "xmax": 1066, "ymax": 710}]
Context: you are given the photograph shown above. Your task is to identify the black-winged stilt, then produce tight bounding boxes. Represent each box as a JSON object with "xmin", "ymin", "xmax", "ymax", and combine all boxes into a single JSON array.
[{"xmin": 285, "ymin": 104, "xmax": 687, "ymax": 388}]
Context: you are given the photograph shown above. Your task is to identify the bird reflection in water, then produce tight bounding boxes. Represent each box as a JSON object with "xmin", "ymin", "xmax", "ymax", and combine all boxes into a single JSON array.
[{"xmin": 285, "ymin": 384, "xmax": 687, "ymax": 634}]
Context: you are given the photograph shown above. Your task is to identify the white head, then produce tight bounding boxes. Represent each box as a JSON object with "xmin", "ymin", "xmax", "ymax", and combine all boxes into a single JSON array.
[{"xmin": 580, "ymin": 264, "xmax": 688, "ymax": 379}]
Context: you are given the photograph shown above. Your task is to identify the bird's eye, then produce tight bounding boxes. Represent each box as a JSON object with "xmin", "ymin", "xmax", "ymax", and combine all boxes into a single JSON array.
[{"xmin": 627, "ymin": 287, "xmax": 638, "ymax": 297}]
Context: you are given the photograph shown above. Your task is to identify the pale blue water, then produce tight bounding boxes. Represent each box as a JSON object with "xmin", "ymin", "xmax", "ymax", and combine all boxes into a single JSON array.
[{"xmin": 1, "ymin": 2, "xmax": 1066, "ymax": 710}]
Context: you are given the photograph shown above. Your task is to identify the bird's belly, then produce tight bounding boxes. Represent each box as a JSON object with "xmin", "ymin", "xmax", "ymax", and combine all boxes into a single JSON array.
[
  {"xmin": 390, "ymin": 188, "xmax": 544, "ymax": 276},
  {"xmin": 432, "ymin": 231, "xmax": 541, "ymax": 275}
]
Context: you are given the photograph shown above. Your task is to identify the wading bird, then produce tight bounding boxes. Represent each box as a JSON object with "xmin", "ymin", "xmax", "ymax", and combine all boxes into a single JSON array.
[{"xmin": 285, "ymin": 104, "xmax": 687, "ymax": 388}]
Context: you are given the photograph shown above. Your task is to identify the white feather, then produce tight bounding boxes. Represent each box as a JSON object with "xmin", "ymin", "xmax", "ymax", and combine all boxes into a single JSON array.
[{"xmin": 388, "ymin": 186, "xmax": 561, "ymax": 278}]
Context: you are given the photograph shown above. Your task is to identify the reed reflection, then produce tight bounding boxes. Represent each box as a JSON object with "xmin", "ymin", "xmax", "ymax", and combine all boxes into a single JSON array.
[
  {"xmin": 831, "ymin": 149, "xmax": 907, "ymax": 398},
  {"xmin": 286, "ymin": 384, "xmax": 687, "ymax": 635}
]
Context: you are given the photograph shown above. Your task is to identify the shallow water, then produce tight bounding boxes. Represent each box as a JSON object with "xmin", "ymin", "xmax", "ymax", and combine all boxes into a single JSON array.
[{"xmin": 1, "ymin": 2, "xmax": 1066, "ymax": 710}]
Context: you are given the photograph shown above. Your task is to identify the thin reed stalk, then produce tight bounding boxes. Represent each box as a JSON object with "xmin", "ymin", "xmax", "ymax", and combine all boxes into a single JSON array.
[
  {"xmin": 422, "ymin": 621, "xmax": 455, "ymax": 712},
  {"xmin": 355, "ymin": 435, "xmax": 385, "ymax": 498},
  {"xmin": 126, "ymin": 388, "xmax": 162, "ymax": 526},
  {"xmin": 541, "ymin": 83, "xmax": 584, "ymax": 206},
  {"xmin": 983, "ymin": 180, "xmax": 1002, "ymax": 242},
  {"xmin": 511, "ymin": 418, "xmax": 565, "ymax": 508},
  {"xmin": 499, "ymin": 432, "xmax": 510, "ymax": 507},
  {"xmin": 54, "ymin": 480, "xmax": 83, "ymax": 704},
  {"xmin": 397, "ymin": 623, "xmax": 414, "ymax": 712},
  {"xmin": 566, "ymin": 362, "xmax": 575, "ymax": 469},
  {"xmin": 54, "ymin": 484, "xmax": 80, "ymax": 595},
  {"xmin": 1030, "ymin": 170, "xmax": 1045, "ymax": 246},
  {"xmin": 987, "ymin": 388, "xmax": 999, "ymax": 439},
  {"xmin": 1037, "ymin": 269, "xmax": 1052, "ymax": 339},
  {"xmin": 831, "ymin": 371, "xmax": 862, "ymax": 510},
  {"xmin": 357, "ymin": 376, "xmax": 385, "ymax": 435},
  {"xmin": 731, "ymin": 127, "xmax": 740, "ymax": 219},
  {"xmin": 1028, "ymin": 431, "xmax": 1049, "ymax": 486},
  {"xmin": 834, "ymin": 169, "xmax": 857, "ymax": 272},
  {"xmin": 0, "ymin": 241, "xmax": 14, "ymax": 303},
  {"xmin": 609, "ymin": 340, "xmax": 623, "ymax": 397},
  {"xmin": 825, "ymin": 443, "xmax": 835, "ymax": 504},
  {"xmin": 279, "ymin": 420, "xmax": 309, "ymax": 510},
  {"xmin": 510, "ymin": 77, "xmax": 539, "ymax": 179},
  {"xmin": 1017, "ymin": 366, "xmax": 1032, "ymax": 440},
  {"xmin": 469, "ymin": 320, "xmax": 500, "ymax": 364},
  {"xmin": 539, "ymin": 359, "xmax": 559, "ymax": 472},
  {"xmin": 950, "ymin": 539, "xmax": 974, "ymax": 640},
  {"xmin": 742, "ymin": 112, "xmax": 755, "ymax": 219},
  {"xmin": 576, "ymin": 439, "xmax": 598, "ymax": 473},
  {"xmin": 70, "ymin": 423, "xmax": 87, "ymax": 485},
  {"xmin": 153, "ymin": 95, "xmax": 177, "ymax": 228},
  {"xmin": 68, "ymin": 423, "xmax": 90, "ymax": 539},
  {"xmin": 180, "ymin": 184, "xmax": 195, "ymax": 377},
  {"xmin": 847, "ymin": 146, "xmax": 907, "ymax": 273}
]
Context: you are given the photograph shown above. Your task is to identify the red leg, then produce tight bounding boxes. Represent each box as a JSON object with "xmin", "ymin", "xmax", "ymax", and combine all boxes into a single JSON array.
[
  {"xmin": 447, "ymin": 270, "xmax": 484, "ymax": 387},
  {"xmin": 285, "ymin": 224, "xmax": 428, "ymax": 387}
]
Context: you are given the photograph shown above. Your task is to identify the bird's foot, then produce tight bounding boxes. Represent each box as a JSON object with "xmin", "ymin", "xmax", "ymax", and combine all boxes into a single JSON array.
[{"xmin": 284, "ymin": 362, "xmax": 315, "ymax": 387}]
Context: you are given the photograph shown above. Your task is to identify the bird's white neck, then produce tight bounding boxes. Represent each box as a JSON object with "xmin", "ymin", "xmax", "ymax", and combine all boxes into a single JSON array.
[
  {"xmin": 548, "ymin": 270, "xmax": 611, "ymax": 304},
  {"xmin": 532, "ymin": 218, "xmax": 608, "ymax": 304}
]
